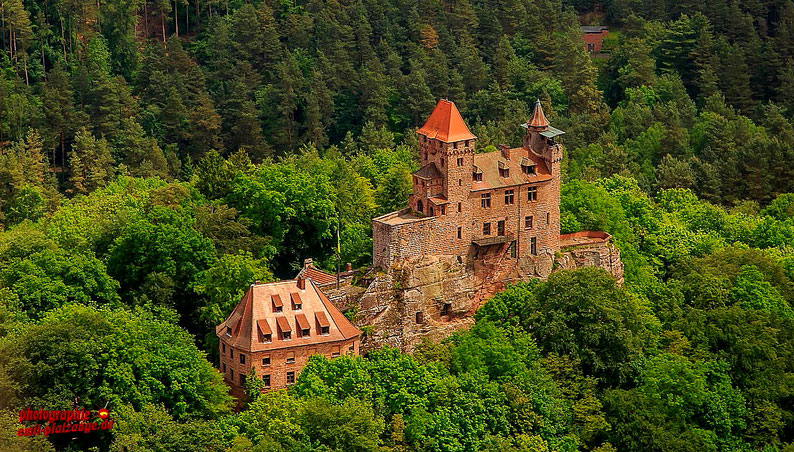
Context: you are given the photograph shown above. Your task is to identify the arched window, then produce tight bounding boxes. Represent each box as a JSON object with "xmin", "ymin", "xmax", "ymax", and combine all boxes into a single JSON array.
[{"xmin": 417, "ymin": 200, "xmax": 423, "ymax": 212}]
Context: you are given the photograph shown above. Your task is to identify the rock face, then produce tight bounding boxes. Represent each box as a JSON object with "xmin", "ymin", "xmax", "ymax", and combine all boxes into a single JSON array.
[
  {"xmin": 357, "ymin": 239, "xmax": 623, "ymax": 353},
  {"xmin": 357, "ymin": 256, "xmax": 476, "ymax": 353}
]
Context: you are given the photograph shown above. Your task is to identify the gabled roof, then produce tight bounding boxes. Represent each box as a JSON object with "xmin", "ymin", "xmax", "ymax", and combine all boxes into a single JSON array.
[
  {"xmin": 216, "ymin": 279, "xmax": 361, "ymax": 352},
  {"xmin": 528, "ymin": 99, "xmax": 550, "ymax": 129},
  {"xmin": 416, "ymin": 99, "xmax": 477, "ymax": 143},
  {"xmin": 471, "ymin": 147, "xmax": 553, "ymax": 191},
  {"xmin": 413, "ymin": 162, "xmax": 442, "ymax": 180}
]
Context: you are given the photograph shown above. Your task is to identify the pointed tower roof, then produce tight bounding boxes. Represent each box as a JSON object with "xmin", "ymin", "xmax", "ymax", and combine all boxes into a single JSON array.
[
  {"xmin": 528, "ymin": 99, "xmax": 550, "ymax": 129},
  {"xmin": 416, "ymin": 99, "xmax": 477, "ymax": 142}
]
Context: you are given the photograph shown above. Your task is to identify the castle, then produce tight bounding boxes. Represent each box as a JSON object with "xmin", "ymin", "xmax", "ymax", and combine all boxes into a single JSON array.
[
  {"xmin": 215, "ymin": 99, "xmax": 623, "ymax": 399},
  {"xmin": 373, "ymin": 99, "xmax": 564, "ymax": 269},
  {"xmin": 361, "ymin": 99, "xmax": 623, "ymax": 352}
]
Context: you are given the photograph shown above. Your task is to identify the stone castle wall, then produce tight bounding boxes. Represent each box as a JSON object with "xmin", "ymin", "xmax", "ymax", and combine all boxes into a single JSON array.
[{"xmin": 358, "ymin": 239, "xmax": 624, "ymax": 353}]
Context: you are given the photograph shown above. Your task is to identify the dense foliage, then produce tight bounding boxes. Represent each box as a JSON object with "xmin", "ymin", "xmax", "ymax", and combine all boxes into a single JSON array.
[{"xmin": 3, "ymin": 0, "xmax": 794, "ymax": 450}]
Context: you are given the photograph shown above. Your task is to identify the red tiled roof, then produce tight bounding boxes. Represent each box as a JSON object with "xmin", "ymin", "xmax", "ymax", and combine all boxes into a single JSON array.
[
  {"xmin": 216, "ymin": 279, "xmax": 361, "ymax": 352},
  {"xmin": 416, "ymin": 99, "xmax": 477, "ymax": 143},
  {"xmin": 471, "ymin": 148, "xmax": 552, "ymax": 191},
  {"xmin": 528, "ymin": 99, "xmax": 549, "ymax": 129},
  {"xmin": 302, "ymin": 267, "xmax": 336, "ymax": 286}
]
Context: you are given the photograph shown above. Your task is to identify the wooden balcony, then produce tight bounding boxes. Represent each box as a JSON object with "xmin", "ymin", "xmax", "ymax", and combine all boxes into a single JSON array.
[{"xmin": 472, "ymin": 232, "xmax": 514, "ymax": 247}]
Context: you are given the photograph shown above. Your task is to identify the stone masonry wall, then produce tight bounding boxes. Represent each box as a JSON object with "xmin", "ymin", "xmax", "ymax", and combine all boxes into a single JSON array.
[{"xmin": 358, "ymin": 241, "xmax": 623, "ymax": 353}]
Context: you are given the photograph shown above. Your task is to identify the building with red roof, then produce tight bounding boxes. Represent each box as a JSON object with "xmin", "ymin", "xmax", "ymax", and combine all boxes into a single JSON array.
[
  {"xmin": 373, "ymin": 99, "xmax": 564, "ymax": 268},
  {"xmin": 216, "ymin": 275, "xmax": 361, "ymax": 397}
]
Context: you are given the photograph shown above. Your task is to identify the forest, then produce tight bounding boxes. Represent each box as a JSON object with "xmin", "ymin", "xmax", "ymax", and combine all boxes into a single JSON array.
[{"xmin": 1, "ymin": 0, "xmax": 794, "ymax": 450}]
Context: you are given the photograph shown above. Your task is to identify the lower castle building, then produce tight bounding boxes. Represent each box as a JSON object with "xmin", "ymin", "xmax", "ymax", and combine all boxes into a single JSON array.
[{"xmin": 215, "ymin": 276, "xmax": 361, "ymax": 397}]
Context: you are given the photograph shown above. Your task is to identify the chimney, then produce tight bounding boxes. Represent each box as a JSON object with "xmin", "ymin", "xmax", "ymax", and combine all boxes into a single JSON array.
[
  {"xmin": 345, "ymin": 262, "xmax": 352, "ymax": 272},
  {"xmin": 499, "ymin": 144, "xmax": 510, "ymax": 160},
  {"xmin": 303, "ymin": 258, "xmax": 313, "ymax": 268},
  {"xmin": 297, "ymin": 276, "xmax": 305, "ymax": 290}
]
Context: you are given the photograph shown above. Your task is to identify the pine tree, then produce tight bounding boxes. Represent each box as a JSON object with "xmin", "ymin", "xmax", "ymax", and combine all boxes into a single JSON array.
[{"xmin": 42, "ymin": 63, "xmax": 75, "ymax": 173}]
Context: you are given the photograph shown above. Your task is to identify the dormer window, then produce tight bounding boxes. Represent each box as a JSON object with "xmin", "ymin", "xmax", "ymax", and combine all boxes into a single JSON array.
[
  {"xmin": 225, "ymin": 326, "xmax": 232, "ymax": 337},
  {"xmin": 276, "ymin": 316, "xmax": 292, "ymax": 340},
  {"xmin": 522, "ymin": 163, "xmax": 536, "ymax": 175},
  {"xmin": 498, "ymin": 161, "xmax": 509, "ymax": 178},
  {"xmin": 316, "ymin": 311, "xmax": 331, "ymax": 335},
  {"xmin": 272, "ymin": 295, "xmax": 283, "ymax": 313},
  {"xmin": 296, "ymin": 313, "xmax": 310, "ymax": 337},
  {"xmin": 290, "ymin": 293, "xmax": 302, "ymax": 310},
  {"xmin": 257, "ymin": 319, "xmax": 272, "ymax": 343}
]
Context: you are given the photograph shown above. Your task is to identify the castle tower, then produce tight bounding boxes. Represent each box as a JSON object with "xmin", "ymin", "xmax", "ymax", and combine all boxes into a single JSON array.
[
  {"xmin": 523, "ymin": 99, "xmax": 563, "ymax": 175},
  {"xmin": 412, "ymin": 99, "xmax": 477, "ymax": 218}
]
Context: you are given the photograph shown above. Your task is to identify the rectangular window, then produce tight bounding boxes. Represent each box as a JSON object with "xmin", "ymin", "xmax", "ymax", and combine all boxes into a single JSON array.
[
  {"xmin": 332, "ymin": 346, "xmax": 341, "ymax": 357},
  {"xmin": 262, "ymin": 374, "xmax": 270, "ymax": 387},
  {"xmin": 497, "ymin": 220, "xmax": 505, "ymax": 236},
  {"xmin": 230, "ymin": 349, "xmax": 233, "ymax": 359},
  {"xmin": 282, "ymin": 331, "xmax": 291, "ymax": 340},
  {"xmin": 457, "ymin": 157, "xmax": 464, "ymax": 166},
  {"xmin": 440, "ymin": 205, "xmax": 446, "ymax": 215},
  {"xmin": 527, "ymin": 186, "xmax": 538, "ymax": 202},
  {"xmin": 262, "ymin": 355, "xmax": 271, "ymax": 366},
  {"xmin": 222, "ymin": 363, "xmax": 226, "ymax": 372},
  {"xmin": 457, "ymin": 227, "xmax": 462, "ymax": 239},
  {"xmin": 302, "ymin": 328, "xmax": 310, "ymax": 337},
  {"xmin": 510, "ymin": 240, "xmax": 517, "ymax": 258},
  {"xmin": 230, "ymin": 369, "xmax": 234, "ymax": 380},
  {"xmin": 286, "ymin": 371, "xmax": 295, "ymax": 385},
  {"xmin": 504, "ymin": 190, "xmax": 514, "ymax": 205},
  {"xmin": 320, "ymin": 326, "xmax": 329, "ymax": 335},
  {"xmin": 458, "ymin": 179, "xmax": 462, "ymax": 186},
  {"xmin": 225, "ymin": 326, "xmax": 232, "ymax": 337},
  {"xmin": 481, "ymin": 193, "xmax": 491, "ymax": 208},
  {"xmin": 546, "ymin": 212, "xmax": 550, "ymax": 225},
  {"xmin": 348, "ymin": 345, "xmax": 354, "ymax": 353},
  {"xmin": 483, "ymin": 222, "xmax": 491, "ymax": 235},
  {"xmin": 457, "ymin": 202, "xmax": 462, "ymax": 212},
  {"xmin": 240, "ymin": 374, "xmax": 246, "ymax": 385},
  {"xmin": 222, "ymin": 343, "xmax": 226, "ymax": 353},
  {"xmin": 239, "ymin": 353, "xmax": 246, "ymax": 365},
  {"xmin": 286, "ymin": 351, "xmax": 295, "ymax": 364},
  {"xmin": 473, "ymin": 172, "xmax": 482, "ymax": 182},
  {"xmin": 262, "ymin": 333, "xmax": 272, "ymax": 343},
  {"xmin": 525, "ymin": 216, "xmax": 533, "ymax": 229},
  {"xmin": 499, "ymin": 167, "xmax": 510, "ymax": 178},
  {"xmin": 530, "ymin": 237, "xmax": 537, "ymax": 255}
]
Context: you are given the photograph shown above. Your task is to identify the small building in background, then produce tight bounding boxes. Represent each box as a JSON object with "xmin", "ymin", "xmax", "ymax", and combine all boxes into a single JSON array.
[
  {"xmin": 581, "ymin": 26, "xmax": 609, "ymax": 54},
  {"xmin": 216, "ymin": 276, "xmax": 361, "ymax": 398}
]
